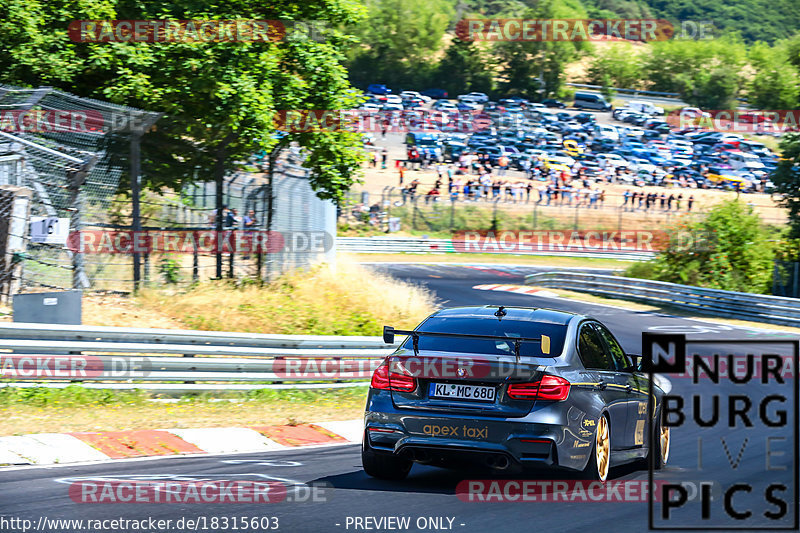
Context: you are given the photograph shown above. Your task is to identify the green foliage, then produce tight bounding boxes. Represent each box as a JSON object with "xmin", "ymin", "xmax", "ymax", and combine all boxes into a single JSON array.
[
  {"xmin": 493, "ymin": 0, "xmax": 588, "ymax": 98},
  {"xmin": 625, "ymin": 200, "xmax": 776, "ymax": 293},
  {"xmin": 747, "ymin": 42, "xmax": 800, "ymax": 109},
  {"xmin": 639, "ymin": 0, "xmax": 800, "ymax": 43},
  {"xmin": 587, "ymin": 44, "xmax": 643, "ymax": 89},
  {"xmin": 0, "ymin": 0, "xmax": 367, "ymax": 203},
  {"xmin": 159, "ymin": 257, "xmax": 181, "ymax": 284},
  {"xmin": 431, "ymin": 40, "xmax": 494, "ymax": 97},
  {"xmin": 771, "ymin": 133, "xmax": 800, "ymax": 238},
  {"xmin": 348, "ymin": 0, "xmax": 453, "ymax": 87},
  {"xmin": 641, "ymin": 37, "xmax": 747, "ymax": 108},
  {"xmin": 0, "ymin": 384, "xmax": 147, "ymax": 407}
]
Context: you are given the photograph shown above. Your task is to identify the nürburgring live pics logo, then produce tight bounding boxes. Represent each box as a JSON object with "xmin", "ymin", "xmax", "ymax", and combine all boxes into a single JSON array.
[{"xmin": 644, "ymin": 332, "xmax": 798, "ymax": 530}]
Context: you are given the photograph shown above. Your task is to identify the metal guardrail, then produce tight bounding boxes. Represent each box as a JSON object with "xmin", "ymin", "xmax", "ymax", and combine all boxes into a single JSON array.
[
  {"xmin": 526, "ymin": 271, "xmax": 800, "ymax": 327},
  {"xmin": 567, "ymin": 83, "xmax": 680, "ymax": 98},
  {"xmin": 0, "ymin": 323, "xmax": 396, "ymax": 392},
  {"xmin": 338, "ymin": 237, "xmax": 655, "ymax": 261}
]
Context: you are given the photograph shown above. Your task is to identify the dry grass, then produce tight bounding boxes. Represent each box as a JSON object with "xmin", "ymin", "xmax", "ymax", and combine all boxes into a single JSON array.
[{"xmin": 79, "ymin": 259, "xmax": 436, "ymax": 335}]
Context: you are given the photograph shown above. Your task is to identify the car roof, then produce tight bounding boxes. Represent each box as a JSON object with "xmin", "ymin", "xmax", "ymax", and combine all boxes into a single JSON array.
[{"xmin": 430, "ymin": 305, "xmax": 578, "ymax": 325}]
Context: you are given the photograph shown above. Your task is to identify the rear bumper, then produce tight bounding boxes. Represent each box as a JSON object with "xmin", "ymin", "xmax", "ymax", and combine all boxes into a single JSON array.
[
  {"xmin": 364, "ymin": 393, "xmax": 593, "ymax": 472},
  {"xmin": 365, "ymin": 417, "xmax": 561, "ymax": 468}
]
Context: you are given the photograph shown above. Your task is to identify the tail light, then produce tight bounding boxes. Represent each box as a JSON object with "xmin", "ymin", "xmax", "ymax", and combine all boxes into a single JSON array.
[
  {"xmin": 507, "ymin": 375, "xmax": 570, "ymax": 401},
  {"xmin": 370, "ymin": 360, "xmax": 416, "ymax": 392}
]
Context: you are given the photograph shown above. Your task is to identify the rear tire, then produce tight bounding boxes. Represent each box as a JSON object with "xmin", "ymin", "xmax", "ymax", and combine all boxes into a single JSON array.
[
  {"xmin": 583, "ymin": 414, "xmax": 611, "ymax": 482},
  {"xmin": 649, "ymin": 412, "xmax": 670, "ymax": 470},
  {"xmin": 362, "ymin": 434, "xmax": 412, "ymax": 480}
]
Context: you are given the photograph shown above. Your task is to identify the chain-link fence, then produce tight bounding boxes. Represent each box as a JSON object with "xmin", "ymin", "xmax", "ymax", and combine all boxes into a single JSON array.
[
  {"xmin": 0, "ymin": 84, "xmax": 160, "ymax": 293},
  {"xmin": 341, "ymin": 188, "xmax": 788, "ymax": 235},
  {"xmin": 0, "ymin": 86, "xmax": 335, "ymax": 294}
]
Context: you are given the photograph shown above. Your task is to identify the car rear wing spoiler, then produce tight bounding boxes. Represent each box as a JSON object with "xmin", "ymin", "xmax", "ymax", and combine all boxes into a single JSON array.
[{"xmin": 383, "ymin": 326, "xmax": 551, "ymax": 364}]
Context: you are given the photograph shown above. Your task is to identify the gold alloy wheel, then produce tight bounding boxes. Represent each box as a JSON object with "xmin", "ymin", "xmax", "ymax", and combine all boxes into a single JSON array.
[
  {"xmin": 595, "ymin": 416, "xmax": 610, "ymax": 481},
  {"xmin": 660, "ymin": 425, "xmax": 670, "ymax": 465}
]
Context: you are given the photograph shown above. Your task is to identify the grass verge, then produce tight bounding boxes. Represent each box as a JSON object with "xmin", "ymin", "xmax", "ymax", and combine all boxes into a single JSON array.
[
  {"xmin": 0, "ymin": 385, "xmax": 369, "ymax": 436},
  {"xmin": 78, "ymin": 259, "xmax": 437, "ymax": 334}
]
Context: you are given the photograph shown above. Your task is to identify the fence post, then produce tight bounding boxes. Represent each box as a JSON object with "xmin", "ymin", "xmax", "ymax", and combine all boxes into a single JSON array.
[
  {"xmin": 492, "ymin": 197, "xmax": 499, "ymax": 231},
  {"xmin": 192, "ymin": 240, "xmax": 199, "ymax": 282},
  {"xmin": 0, "ymin": 186, "xmax": 32, "ymax": 303},
  {"xmin": 130, "ymin": 130, "xmax": 144, "ymax": 292}
]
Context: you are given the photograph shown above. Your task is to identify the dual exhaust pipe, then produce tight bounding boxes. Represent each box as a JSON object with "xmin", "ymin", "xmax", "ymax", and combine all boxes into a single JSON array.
[{"xmin": 484, "ymin": 454, "xmax": 510, "ymax": 470}]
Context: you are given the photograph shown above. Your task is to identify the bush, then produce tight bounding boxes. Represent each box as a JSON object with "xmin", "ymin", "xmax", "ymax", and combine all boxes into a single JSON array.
[{"xmin": 625, "ymin": 200, "xmax": 776, "ymax": 293}]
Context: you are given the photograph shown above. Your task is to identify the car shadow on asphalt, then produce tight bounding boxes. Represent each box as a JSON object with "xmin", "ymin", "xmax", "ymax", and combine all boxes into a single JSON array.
[{"xmin": 313, "ymin": 460, "xmax": 647, "ymax": 495}]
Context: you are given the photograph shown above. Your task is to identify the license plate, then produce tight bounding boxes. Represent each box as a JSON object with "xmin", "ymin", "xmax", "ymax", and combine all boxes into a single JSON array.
[{"xmin": 429, "ymin": 382, "xmax": 496, "ymax": 402}]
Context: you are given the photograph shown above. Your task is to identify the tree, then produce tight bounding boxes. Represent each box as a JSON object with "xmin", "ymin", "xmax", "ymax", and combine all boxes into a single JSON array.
[
  {"xmin": 431, "ymin": 40, "xmax": 494, "ymax": 97},
  {"xmin": 677, "ymin": 65, "xmax": 740, "ymax": 109},
  {"xmin": 347, "ymin": 0, "xmax": 453, "ymax": 88},
  {"xmin": 772, "ymin": 133, "xmax": 800, "ymax": 238},
  {"xmin": 0, "ymin": 0, "xmax": 367, "ymax": 279},
  {"xmin": 492, "ymin": 0, "xmax": 588, "ymax": 99},
  {"xmin": 643, "ymin": 36, "xmax": 746, "ymax": 108},
  {"xmin": 0, "ymin": 0, "xmax": 366, "ymax": 203},
  {"xmin": 747, "ymin": 41, "xmax": 800, "ymax": 109},
  {"xmin": 627, "ymin": 200, "xmax": 776, "ymax": 294},
  {"xmin": 586, "ymin": 43, "xmax": 643, "ymax": 89}
]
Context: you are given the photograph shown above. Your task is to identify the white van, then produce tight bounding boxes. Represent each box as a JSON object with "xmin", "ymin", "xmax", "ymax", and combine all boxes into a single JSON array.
[
  {"xmin": 729, "ymin": 152, "xmax": 766, "ymax": 171},
  {"xmin": 627, "ymin": 100, "xmax": 664, "ymax": 116}
]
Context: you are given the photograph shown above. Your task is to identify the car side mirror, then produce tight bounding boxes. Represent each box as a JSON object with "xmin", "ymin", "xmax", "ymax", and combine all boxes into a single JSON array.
[{"xmin": 627, "ymin": 354, "xmax": 643, "ymax": 372}]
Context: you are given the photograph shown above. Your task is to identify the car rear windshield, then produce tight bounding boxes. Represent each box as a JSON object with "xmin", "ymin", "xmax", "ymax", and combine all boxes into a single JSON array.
[{"xmin": 402, "ymin": 317, "xmax": 567, "ymax": 358}]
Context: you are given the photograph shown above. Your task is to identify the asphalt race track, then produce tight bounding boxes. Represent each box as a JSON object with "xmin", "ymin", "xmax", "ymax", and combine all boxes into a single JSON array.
[{"xmin": 0, "ymin": 264, "xmax": 797, "ymax": 532}]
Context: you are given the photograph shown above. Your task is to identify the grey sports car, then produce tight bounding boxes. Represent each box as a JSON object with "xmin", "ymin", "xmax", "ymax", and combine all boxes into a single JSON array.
[{"xmin": 362, "ymin": 305, "xmax": 669, "ymax": 481}]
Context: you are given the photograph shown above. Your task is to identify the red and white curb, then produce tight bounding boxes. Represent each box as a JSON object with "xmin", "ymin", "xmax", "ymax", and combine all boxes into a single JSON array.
[
  {"xmin": 473, "ymin": 284, "xmax": 560, "ymax": 298},
  {"xmin": 0, "ymin": 420, "xmax": 363, "ymax": 466}
]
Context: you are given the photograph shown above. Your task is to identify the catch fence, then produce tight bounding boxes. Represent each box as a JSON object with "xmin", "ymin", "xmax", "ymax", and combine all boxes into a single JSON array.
[{"xmin": 0, "ymin": 86, "xmax": 335, "ymax": 294}]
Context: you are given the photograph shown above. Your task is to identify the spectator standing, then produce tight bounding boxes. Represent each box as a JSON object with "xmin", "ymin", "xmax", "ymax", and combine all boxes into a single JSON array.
[
  {"xmin": 687, "ymin": 195, "xmax": 694, "ymax": 211},
  {"xmin": 676, "ymin": 193, "xmax": 683, "ymax": 210},
  {"xmin": 497, "ymin": 155, "xmax": 509, "ymax": 176},
  {"xmin": 667, "ymin": 193, "xmax": 675, "ymax": 210},
  {"xmin": 224, "ymin": 207, "xmax": 237, "ymax": 229}
]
